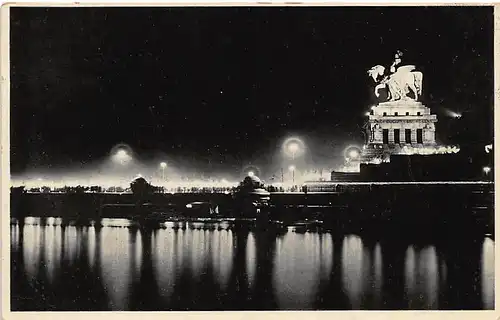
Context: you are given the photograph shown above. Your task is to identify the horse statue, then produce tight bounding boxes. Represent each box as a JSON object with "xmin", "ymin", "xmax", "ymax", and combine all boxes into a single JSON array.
[{"xmin": 368, "ymin": 65, "xmax": 423, "ymax": 102}]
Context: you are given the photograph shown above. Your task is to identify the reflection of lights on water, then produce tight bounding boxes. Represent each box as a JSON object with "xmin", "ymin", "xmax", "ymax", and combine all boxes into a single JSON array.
[
  {"xmin": 319, "ymin": 234, "xmax": 333, "ymax": 281},
  {"xmin": 133, "ymin": 230, "xmax": 142, "ymax": 277},
  {"xmin": 100, "ymin": 227, "xmax": 132, "ymax": 310},
  {"xmin": 212, "ymin": 230, "xmax": 233, "ymax": 290},
  {"xmin": 45, "ymin": 225, "xmax": 62, "ymax": 283},
  {"xmin": 482, "ymin": 237, "xmax": 495, "ymax": 310},
  {"xmin": 64, "ymin": 226, "xmax": 79, "ymax": 265},
  {"xmin": 190, "ymin": 230, "xmax": 208, "ymax": 280},
  {"xmin": 23, "ymin": 224, "xmax": 42, "ymax": 281},
  {"xmin": 373, "ymin": 243, "xmax": 383, "ymax": 300},
  {"xmin": 273, "ymin": 232, "xmax": 323, "ymax": 309},
  {"xmin": 246, "ymin": 232, "xmax": 257, "ymax": 289},
  {"xmin": 341, "ymin": 235, "xmax": 364, "ymax": 309},
  {"xmin": 100, "ymin": 218, "xmax": 136, "ymax": 228},
  {"xmin": 88, "ymin": 226, "xmax": 96, "ymax": 268},
  {"xmin": 405, "ymin": 246, "xmax": 417, "ymax": 297},
  {"xmin": 46, "ymin": 217, "xmax": 63, "ymax": 226},
  {"xmin": 24, "ymin": 217, "xmax": 40, "ymax": 225},
  {"xmin": 11, "ymin": 224, "xmax": 20, "ymax": 252},
  {"xmin": 404, "ymin": 245, "xmax": 439, "ymax": 309},
  {"xmin": 153, "ymin": 228, "xmax": 177, "ymax": 301}
]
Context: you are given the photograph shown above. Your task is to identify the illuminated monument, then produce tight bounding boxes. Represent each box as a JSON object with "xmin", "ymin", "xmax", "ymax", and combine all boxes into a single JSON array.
[{"xmin": 361, "ymin": 51, "xmax": 457, "ymax": 164}]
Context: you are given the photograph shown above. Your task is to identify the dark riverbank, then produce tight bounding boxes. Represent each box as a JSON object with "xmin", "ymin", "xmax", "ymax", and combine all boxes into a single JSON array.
[{"xmin": 10, "ymin": 183, "xmax": 494, "ymax": 235}]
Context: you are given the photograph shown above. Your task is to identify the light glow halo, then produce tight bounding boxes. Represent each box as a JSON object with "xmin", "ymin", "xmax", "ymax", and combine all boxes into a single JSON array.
[{"xmin": 282, "ymin": 137, "xmax": 306, "ymax": 159}]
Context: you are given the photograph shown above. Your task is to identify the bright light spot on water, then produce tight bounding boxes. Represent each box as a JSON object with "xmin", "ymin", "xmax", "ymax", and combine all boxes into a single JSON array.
[
  {"xmin": 482, "ymin": 237, "xmax": 495, "ymax": 310},
  {"xmin": 133, "ymin": 229, "xmax": 142, "ymax": 278},
  {"xmin": 44, "ymin": 225, "xmax": 62, "ymax": 283},
  {"xmin": 87, "ymin": 226, "xmax": 96, "ymax": 268},
  {"xmin": 23, "ymin": 224, "xmax": 42, "ymax": 282},
  {"xmin": 246, "ymin": 232, "xmax": 257, "ymax": 289},
  {"xmin": 404, "ymin": 245, "xmax": 439, "ymax": 309},
  {"xmin": 153, "ymin": 228, "xmax": 177, "ymax": 301},
  {"xmin": 11, "ymin": 224, "xmax": 20, "ymax": 252},
  {"xmin": 24, "ymin": 217, "xmax": 40, "ymax": 225},
  {"xmin": 273, "ymin": 232, "xmax": 323, "ymax": 309},
  {"xmin": 100, "ymin": 227, "xmax": 132, "ymax": 310},
  {"xmin": 64, "ymin": 226, "xmax": 78, "ymax": 265},
  {"xmin": 100, "ymin": 218, "xmax": 136, "ymax": 228},
  {"xmin": 212, "ymin": 230, "xmax": 234, "ymax": 290},
  {"xmin": 341, "ymin": 235, "xmax": 364, "ymax": 309}
]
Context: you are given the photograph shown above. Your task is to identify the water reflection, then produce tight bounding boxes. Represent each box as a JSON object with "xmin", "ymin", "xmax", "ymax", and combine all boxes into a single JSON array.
[
  {"xmin": 404, "ymin": 245, "xmax": 441, "ymax": 309},
  {"xmin": 99, "ymin": 227, "xmax": 132, "ymax": 310},
  {"xmin": 11, "ymin": 217, "xmax": 495, "ymax": 311},
  {"xmin": 152, "ymin": 229, "xmax": 177, "ymax": 302},
  {"xmin": 11, "ymin": 224, "xmax": 20, "ymax": 252},
  {"xmin": 482, "ymin": 237, "xmax": 495, "ymax": 309},
  {"xmin": 273, "ymin": 232, "xmax": 333, "ymax": 309},
  {"xmin": 63, "ymin": 226, "xmax": 78, "ymax": 265},
  {"xmin": 341, "ymin": 235, "xmax": 365, "ymax": 309},
  {"xmin": 245, "ymin": 232, "xmax": 257, "ymax": 289},
  {"xmin": 43, "ymin": 225, "xmax": 62, "ymax": 282},
  {"xmin": 22, "ymin": 224, "xmax": 42, "ymax": 282},
  {"xmin": 212, "ymin": 230, "xmax": 233, "ymax": 290}
]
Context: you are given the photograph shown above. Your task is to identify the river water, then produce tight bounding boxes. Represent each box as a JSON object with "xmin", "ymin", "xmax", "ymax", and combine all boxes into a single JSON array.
[{"xmin": 10, "ymin": 217, "xmax": 494, "ymax": 311}]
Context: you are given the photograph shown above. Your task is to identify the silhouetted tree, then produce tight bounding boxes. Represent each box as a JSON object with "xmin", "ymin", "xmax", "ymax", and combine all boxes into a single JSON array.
[
  {"xmin": 130, "ymin": 177, "xmax": 154, "ymax": 203},
  {"xmin": 11, "ymin": 186, "xmax": 26, "ymax": 195},
  {"xmin": 237, "ymin": 176, "xmax": 265, "ymax": 192}
]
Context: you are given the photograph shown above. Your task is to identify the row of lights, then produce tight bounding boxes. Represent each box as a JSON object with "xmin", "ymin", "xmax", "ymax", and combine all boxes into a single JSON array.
[
  {"xmin": 113, "ymin": 149, "xmax": 169, "ymax": 180},
  {"xmin": 114, "ymin": 139, "xmax": 492, "ymax": 184}
]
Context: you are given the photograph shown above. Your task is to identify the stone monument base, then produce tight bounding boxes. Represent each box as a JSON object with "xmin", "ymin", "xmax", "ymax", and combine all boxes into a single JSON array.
[{"xmin": 361, "ymin": 99, "xmax": 440, "ymax": 163}]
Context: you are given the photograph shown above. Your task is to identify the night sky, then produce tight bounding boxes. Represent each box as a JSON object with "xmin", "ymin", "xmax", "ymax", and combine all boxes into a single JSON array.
[{"xmin": 10, "ymin": 6, "xmax": 494, "ymax": 175}]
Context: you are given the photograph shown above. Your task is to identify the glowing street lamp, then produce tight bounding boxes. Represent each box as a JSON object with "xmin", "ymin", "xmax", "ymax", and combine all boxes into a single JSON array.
[
  {"xmin": 282, "ymin": 137, "xmax": 305, "ymax": 160},
  {"xmin": 288, "ymin": 165, "xmax": 296, "ymax": 184},
  {"xmin": 248, "ymin": 171, "xmax": 255, "ymax": 177},
  {"xmin": 483, "ymin": 166, "xmax": 491, "ymax": 175},
  {"xmin": 348, "ymin": 149, "xmax": 360, "ymax": 160},
  {"xmin": 288, "ymin": 142, "xmax": 299, "ymax": 160},
  {"xmin": 113, "ymin": 149, "xmax": 131, "ymax": 165},
  {"xmin": 344, "ymin": 146, "xmax": 361, "ymax": 162},
  {"xmin": 160, "ymin": 162, "xmax": 167, "ymax": 181}
]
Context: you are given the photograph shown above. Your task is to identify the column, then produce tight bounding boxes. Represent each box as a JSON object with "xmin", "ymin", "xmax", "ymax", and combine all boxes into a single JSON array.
[
  {"xmin": 410, "ymin": 129, "xmax": 417, "ymax": 145},
  {"xmin": 423, "ymin": 123, "xmax": 436, "ymax": 145},
  {"xmin": 399, "ymin": 128, "xmax": 405, "ymax": 144},
  {"xmin": 388, "ymin": 128, "xmax": 395, "ymax": 144},
  {"xmin": 372, "ymin": 124, "xmax": 383, "ymax": 144}
]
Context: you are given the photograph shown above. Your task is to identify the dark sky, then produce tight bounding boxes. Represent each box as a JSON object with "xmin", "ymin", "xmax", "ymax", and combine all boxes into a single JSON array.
[{"xmin": 10, "ymin": 6, "xmax": 494, "ymax": 174}]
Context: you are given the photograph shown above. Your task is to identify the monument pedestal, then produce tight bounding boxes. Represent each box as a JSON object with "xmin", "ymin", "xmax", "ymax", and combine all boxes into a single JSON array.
[{"xmin": 361, "ymin": 100, "xmax": 438, "ymax": 163}]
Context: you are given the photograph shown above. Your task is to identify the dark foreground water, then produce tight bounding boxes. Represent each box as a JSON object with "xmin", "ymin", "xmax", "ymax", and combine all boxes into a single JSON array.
[{"xmin": 11, "ymin": 217, "xmax": 494, "ymax": 311}]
